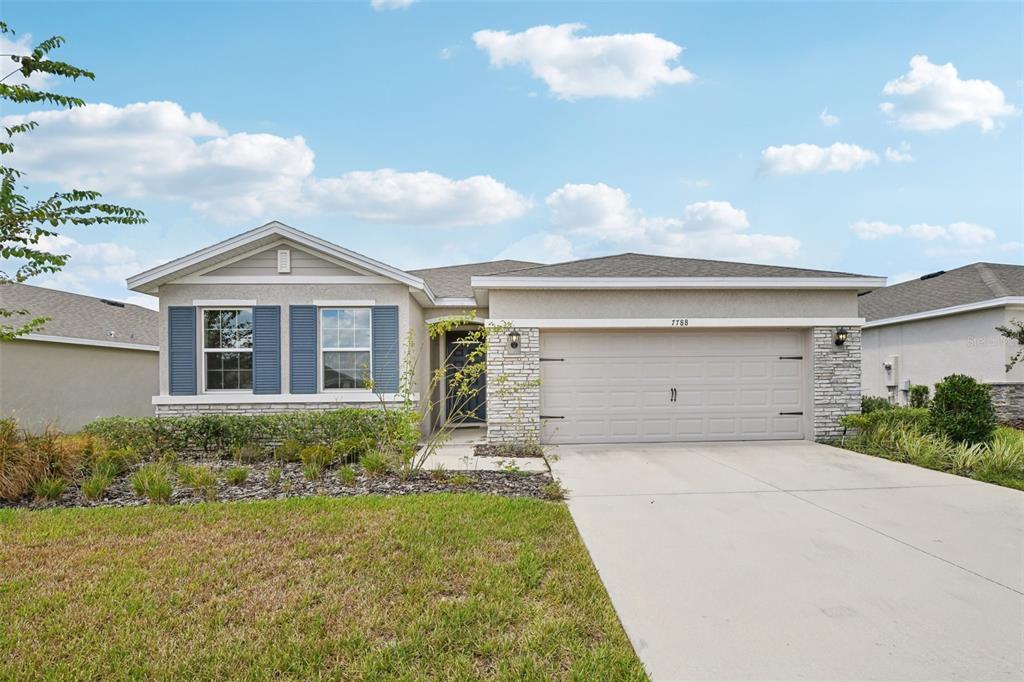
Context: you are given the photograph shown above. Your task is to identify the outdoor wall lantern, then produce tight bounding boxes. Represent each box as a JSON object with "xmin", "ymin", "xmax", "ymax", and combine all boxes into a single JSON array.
[
  {"xmin": 508, "ymin": 330, "xmax": 521, "ymax": 350},
  {"xmin": 834, "ymin": 327, "xmax": 849, "ymax": 346}
]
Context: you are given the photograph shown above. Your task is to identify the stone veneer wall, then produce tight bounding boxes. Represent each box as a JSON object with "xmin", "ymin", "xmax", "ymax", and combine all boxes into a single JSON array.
[
  {"xmin": 156, "ymin": 402, "xmax": 381, "ymax": 417},
  {"xmin": 486, "ymin": 327, "xmax": 541, "ymax": 444},
  {"xmin": 989, "ymin": 383, "xmax": 1024, "ymax": 423},
  {"xmin": 812, "ymin": 326, "xmax": 862, "ymax": 441}
]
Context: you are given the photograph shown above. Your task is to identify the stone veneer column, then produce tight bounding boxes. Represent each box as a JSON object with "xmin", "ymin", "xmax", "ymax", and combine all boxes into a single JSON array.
[
  {"xmin": 988, "ymin": 383, "xmax": 1024, "ymax": 423},
  {"xmin": 486, "ymin": 327, "xmax": 541, "ymax": 444},
  {"xmin": 812, "ymin": 326, "xmax": 862, "ymax": 441}
]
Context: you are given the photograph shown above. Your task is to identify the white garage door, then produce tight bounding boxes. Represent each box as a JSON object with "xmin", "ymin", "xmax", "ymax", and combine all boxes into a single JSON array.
[{"xmin": 540, "ymin": 330, "xmax": 805, "ymax": 444}]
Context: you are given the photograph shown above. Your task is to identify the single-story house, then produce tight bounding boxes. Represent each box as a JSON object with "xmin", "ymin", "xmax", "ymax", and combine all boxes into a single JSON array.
[
  {"xmin": 0, "ymin": 282, "xmax": 159, "ymax": 431},
  {"xmin": 127, "ymin": 221, "xmax": 884, "ymax": 445},
  {"xmin": 859, "ymin": 262, "xmax": 1024, "ymax": 421}
]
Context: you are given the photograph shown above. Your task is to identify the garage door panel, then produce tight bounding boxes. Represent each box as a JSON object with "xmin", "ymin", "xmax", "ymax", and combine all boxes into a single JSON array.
[{"xmin": 540, "ymin": 330, "xmax": 805, "ymax": 444}]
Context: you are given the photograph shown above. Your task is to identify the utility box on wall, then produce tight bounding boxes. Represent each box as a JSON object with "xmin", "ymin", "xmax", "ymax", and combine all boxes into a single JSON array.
[{"xmin": 883, "ymin": 355, "xmax": 900, "ymax": 388}]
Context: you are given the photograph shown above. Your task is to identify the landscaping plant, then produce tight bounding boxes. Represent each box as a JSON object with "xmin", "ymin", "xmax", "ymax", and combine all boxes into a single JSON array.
[
  {"xmin": 299, "ymin": 445, "xmax": 333, "ymax": 481},
  {"xmin": 908, "ymin": 384, "xmax": 930, "ymax": 408},
  {"xmin": 930, "ymin": 374, "xmax": 997, "ymax": 444},
  {"xmin": 359, "ymin": 451, "xmax": 388, "ymax": 477},
  {"xmin": 176, "ymin": 464, "xmax": 218, "ymax": 500},
  {"xmin": 224, "ymin": 466, "xmax": 249, "ymax": 486},
  {"xmin": 860, "ymin": 395, "xmax": 891, "ymax": 414},
  {"xmin": 337, "ymin": 465, "xmax": 357, "ymax": 486},
  {"xmin": 131, "ymin": 464, "xmax": 173, "ymax": 504},
  {"xmin": 31, "ymin": 476, "xmax": 66, "ymax": 502}
]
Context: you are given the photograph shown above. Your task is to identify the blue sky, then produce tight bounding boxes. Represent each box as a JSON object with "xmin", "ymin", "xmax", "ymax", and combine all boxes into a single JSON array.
[{"xmin": 4, "ymin": 1, "xmax": 1022, "ymax": 307}]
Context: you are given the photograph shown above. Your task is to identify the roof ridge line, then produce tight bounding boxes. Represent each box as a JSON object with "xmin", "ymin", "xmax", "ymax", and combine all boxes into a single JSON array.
[{"xmin": 975, "ymin": 262, "xmax": 1011, "ymax": 298}]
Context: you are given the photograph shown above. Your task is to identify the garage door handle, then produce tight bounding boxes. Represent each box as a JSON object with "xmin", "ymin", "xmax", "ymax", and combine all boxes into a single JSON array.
[
  {"xmin": 670, "ymin": 388, "xmax": 677, "ymax": 402},
  {"xmin": 779, "ymin": 411, "xmax": 803, "ymax": 415},
  {"xmin": 779, "ymin": 356, "xmax": 803, "ymax": 360},
  {"xmin": 540, "ymin": 415, "xmax": 564, "ymax": 420}
]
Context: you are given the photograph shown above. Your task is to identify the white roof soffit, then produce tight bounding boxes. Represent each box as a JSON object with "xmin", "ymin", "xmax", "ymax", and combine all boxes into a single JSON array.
[
  {"xmin": 127, "ymin": 221, "xmax": 433, "ymax": 299},
  {"xmin": 863, "ymin": 296, "xmax": 1024, "ymax": 328},
  {"xmin": 470, "ymin": 275, "xmax": 887, "ymax": 291}
]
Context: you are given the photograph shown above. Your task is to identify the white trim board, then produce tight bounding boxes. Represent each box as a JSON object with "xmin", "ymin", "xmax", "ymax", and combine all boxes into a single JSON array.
[
  {"xmin": 312, "ymin": 299, "xmax": 376, "ymax": 307},
  {"xmin": 487, "ymin": 317, "xmax": 865, "ymax": 329},
  {"xmin": 175, "ymin": 275, "xmax": 395, "ymax": 285},
  {"xmin": 863, "ymin": 297, "xmax": 1024, "ymax": 328},
  {"xmin": 192, "ymin": 299, "xmax": 257, "ymax": 306},
  {"xmin": 19, "ymin": 333, "xmax": 158, "ymax": 352},
  {"xmin": 471, "ymin": 276, "xmax": 886, "ymax": 290},
  {"xmin": 153, "ymin": 392, "xmax": 416, "ymax": 405}
]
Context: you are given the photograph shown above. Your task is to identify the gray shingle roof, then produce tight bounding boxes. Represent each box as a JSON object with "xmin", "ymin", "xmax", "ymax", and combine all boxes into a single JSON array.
[
  {"xmin": 475, "ymin": 252, "xmax": 871, "ymax": 279},
  {"xmin": 0, "ymin": 283, "xmax": 158, "ymax": 346},
  {"xmin": 859, "ymin": 262, "xmax": 1024, "ymax": 321},
  {"xmin": 408, "ymin": 260, "xmax": 540, "ymax": 298}
]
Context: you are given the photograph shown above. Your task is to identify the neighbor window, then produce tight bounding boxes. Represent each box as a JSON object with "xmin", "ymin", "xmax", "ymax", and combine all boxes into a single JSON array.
[
  {"xmin": 320, "ymin": 308, "xmax": 371, "ymax": 390},
  {"xmin": 203, "ymin": 309, "xmax": 253, "ymax": 391}
]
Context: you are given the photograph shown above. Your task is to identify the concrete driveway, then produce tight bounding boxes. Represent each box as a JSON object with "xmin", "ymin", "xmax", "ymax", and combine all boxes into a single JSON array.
[{"xmin": 551, "ymin": 441, "xmax": 1024, "ymax": 681}]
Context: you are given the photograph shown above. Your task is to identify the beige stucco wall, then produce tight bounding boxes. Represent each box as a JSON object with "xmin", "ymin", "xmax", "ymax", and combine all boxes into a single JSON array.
[
  {"xmin": 861, "ymin": 306, "xmax": 1023, "ymax": 401},
  {"xmin": 157, "ymin": 282, "xmax": 412, "ymax": 396},
  {"xmin": 487, "ymin": 289, "xmax": 860, "ymax": 319},
  {"xmin": 0, "ymin": 339, "xmax": 158, "ymax": 432}
]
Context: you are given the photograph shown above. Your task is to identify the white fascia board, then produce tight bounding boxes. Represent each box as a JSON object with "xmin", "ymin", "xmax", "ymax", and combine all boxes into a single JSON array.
[
  {"xmin": 863, "ymin": 297, "xmax": 1024, "ymax": 328},
  {"xmin": 312, "ymin": 299, "xmax": 375, "ymax": 307},
  {"xmin": 21, "ymin": 333, "xmax": 158, "ymax": 352},
  {"xmin": 432, "ymin": 297, "xmax": 479, "ymax": 308},
  {"xmin": 175, "ymin": 275, "xmax": 394, "ymax": 285},
  {"xmin": 486, "ymin": 317, "xmax": 865, "ymax": 329},
  {"xmin": 127, "ymin": 221, "xmax": 433, "ymax": 299},
  {"xmin": 470, "ymin": 276, "xmax": 887, "ymax": 290},
  {"xmin": 153, "ymin": 392, "xmax": 416, "ymax": 405},
  {"xmin": 192, "ymin": 299, "xmax": 257, "ymax": 307}
]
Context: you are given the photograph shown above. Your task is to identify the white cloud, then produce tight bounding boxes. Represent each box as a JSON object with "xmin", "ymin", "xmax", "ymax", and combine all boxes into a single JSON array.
[
  {"xmin": 370, "ymin": 0, "xmax": 416, "ymax": 10},
  {"xmin": 496, "ymin": 233, "xmax": 575, "ymax": 263},
  {"xmin": 881, "ymin": 55, "xmax": 1019, "ymax": 132},
  {"xmin": 884, "ymin": 141, "xmax": 914, "ymax": 163},
  {"xmin": 27, "ymin": 234, "xmax": 152, "ymax": 305},
  {"xmin": 306, "ymin": 169, "xmax": 531, "ymax": 227},
  {"xmin": 3, "ymin": 101, "xmax": 529, "ymax": 226},
  {"xmin": 544, "ymin": 183, "xmax": 800, "ymax": 262},
  {"xmin": 0, "ymin": 32, "xmax": 53, "ymax": 88},
  {"xmin": 439, "ymin": 46, "xmax": 454, "ymax": 60},
  {"xmin": 760, "ymin": 143, "xmax": 879, "ymax": 175},
  {"xmin": 850, "ymin": 220, "xmax": 903, "ymax": 240},
  {"xmin": 820, "ymin": 108, "xmax": 840, "ymax": 127},
  {"xmin": 851, "ymin": 219, "xmax": 996, "ymax": 246},
  {"xmin": 472, "ymin": 23, "xmax": 694, "ymax": 100}
]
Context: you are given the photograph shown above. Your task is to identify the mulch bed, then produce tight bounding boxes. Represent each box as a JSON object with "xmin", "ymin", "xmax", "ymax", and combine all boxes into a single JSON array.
[
  {"xmin": 2, "ymin": 459, "xmax": 553, "ymax": 510},
  {"xmin": 473, "ymin": 444, "xmax": 545, "ymax": 458}
]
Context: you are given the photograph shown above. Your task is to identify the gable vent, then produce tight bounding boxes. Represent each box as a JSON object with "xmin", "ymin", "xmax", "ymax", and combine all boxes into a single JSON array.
[{"xmin": 277, "ymin": 249, "xmax": 291, "ymax": 274}]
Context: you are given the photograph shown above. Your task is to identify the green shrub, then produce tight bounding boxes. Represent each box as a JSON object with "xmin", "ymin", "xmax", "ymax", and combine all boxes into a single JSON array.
[
  {"xmin": 840, "ymin": 407, "xmax": 931, "ymax": 438},
  {"xmin": 224, "ymin": 466, "xmax": 249, "ymax": 486},
  {"xmin": 81, "ymin": 472, "xmax": 113, "ymax": 501},
  {"xmin": 177, "ymin": 464, "xmax": 218, "ymax": 499},
  {"xmin": 300, "ymin": 445, "xmax": 333, "ymax": 481},
  {"xmin": 931, "ymin": 374, "xmax": 996, "ymax": 444},
  {"xmin": 360, "ymin": 451, "xmax": 388, "ymax": 477},
  {"xmin": 943, "ymin": 441, "xmax": 987, "ymax": 476},
  {"xmin": 131, "ymin": 464, "xmax": 173, "ymax": 504},
  {"xmin": 331, "ymin": 435, "xmax": 375, "ymax": 464},
  {"xmin": 31, "ymin": 476, "xmax": 66, "ymax": 502},
  {"xmin": 267, "ymin": 467, "xmax": 283, "ymax": 486},
  {"xmin": 908, "ymin": 384, "xmax": 930, "ymax": 408},
  {"xmin": 274, "ymin": 439, "xmax": 303, "ymax": 463},
  {"xmin": 337, "ymin": 465, "xmax": 357, "ymax": 486},
  {"xmin": 861, "ymin": 396, "xmax": 891, "ymax": 414}
]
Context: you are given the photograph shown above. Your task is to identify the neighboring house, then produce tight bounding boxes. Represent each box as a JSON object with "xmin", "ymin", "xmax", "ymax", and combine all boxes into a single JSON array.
[
  {"xmin": 859, "ymin": 262, "xmax": 1024, "ymax": 421},
  {"xmin": 127, "ymin": 221, "xmax": 884, "ymax": 445},
  {"xmin": 0, "ymin": 283, "xmax": 159, "ymax": 431}
]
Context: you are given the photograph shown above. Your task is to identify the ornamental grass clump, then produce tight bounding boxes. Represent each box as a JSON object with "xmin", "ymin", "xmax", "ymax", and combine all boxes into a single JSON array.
[
  {"xmin": 224, "ymin": 466, "xmax": 249, "ymax": 486},
  {"xmin": 177, "ymin": 464, "xmax": 218, "ymax": 500},
  {"xmin": 359, "ymin": 451, "xmax": 388, "ymax": 478},
  {"xmin": 300, "ymin": 445, "xmax": 333, "ymax": 481},
  {"xmin": 31, "ymin": 476, "xmax": 66, "ymax": 502},
  {"xmin": 80, "ymin": 472, "xmax": 112, "ymax": 502},
  {"xmin": 131, "ymin": 464, "xmax": 173, "ymax": 504},
  {"xmin": 337, "ymin": 465, "xmax": 357, "ymax": 486}
]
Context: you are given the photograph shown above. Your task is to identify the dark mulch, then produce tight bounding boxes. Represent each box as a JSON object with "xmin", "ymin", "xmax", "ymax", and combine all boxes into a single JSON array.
[
  {"xmin": 1, "ymin": 459, "xmax": 553, "ymax": 510},
  {"xmin": 473, "ymin": 443, "xmax": 545, "ymax": 458}
]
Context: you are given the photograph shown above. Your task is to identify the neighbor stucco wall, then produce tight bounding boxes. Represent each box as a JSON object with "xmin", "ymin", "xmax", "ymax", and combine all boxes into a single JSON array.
[
  {"xmin": 157, "ymin": 282, "xmax": 413, "ymax": 396},
  {"xmin": 487, "ymin": 289, "xmax": 860, "ymax": 319},
  {"xmin": 0, "ymin": 339, "xmax": 158, "ymax": 431},
  {"xmin": 861, "ymin": 306, "xmax": 1023, "ymax": 402}
]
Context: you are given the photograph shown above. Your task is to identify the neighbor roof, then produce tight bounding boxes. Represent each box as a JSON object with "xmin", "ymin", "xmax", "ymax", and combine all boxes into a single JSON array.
[
  {"xmin": 0, "ymin": 282, "xmax": 158, "ymax": 347},
  {"xmin": 472, "ymin": 253, "xmax": 872, "ymax": 279},
  {"xmin": 408, "ymin": 260, "xmax": 540, "ymax": 298},
  {"xmin": 859, "ymin": 262, "xmax": 1024, "ymax": 322}
]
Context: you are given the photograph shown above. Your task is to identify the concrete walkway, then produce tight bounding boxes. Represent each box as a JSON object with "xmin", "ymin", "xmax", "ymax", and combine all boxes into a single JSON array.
[
  {"xmin": 420, "ymin": 427, "xmax": 547, "ymax": 472},
  {"xmin": 551, "ymin": 440, "xmax": 1024, "ymax": 681}
]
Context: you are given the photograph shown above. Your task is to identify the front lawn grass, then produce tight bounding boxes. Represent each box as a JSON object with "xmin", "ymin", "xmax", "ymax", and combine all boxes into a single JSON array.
[{"xmin": 0, "ymin": 495, "xmax": 646, "ymax": 681}]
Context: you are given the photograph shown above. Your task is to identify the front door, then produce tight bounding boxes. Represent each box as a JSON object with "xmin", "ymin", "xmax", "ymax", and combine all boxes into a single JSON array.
[{"xmin": 446, "ymin": 330, "xmax": 486, "ymax": 424}]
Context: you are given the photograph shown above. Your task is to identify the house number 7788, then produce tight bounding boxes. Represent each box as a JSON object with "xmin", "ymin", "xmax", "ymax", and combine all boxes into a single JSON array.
[{"xmin": 670, "ymin": 319, "xmax": 690, "ymax": 327}]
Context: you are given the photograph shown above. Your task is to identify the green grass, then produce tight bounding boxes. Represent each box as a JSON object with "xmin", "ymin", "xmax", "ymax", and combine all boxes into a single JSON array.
[{"xmin": 0, "ymin": 495, "xmax": 646, "ymax": 681}]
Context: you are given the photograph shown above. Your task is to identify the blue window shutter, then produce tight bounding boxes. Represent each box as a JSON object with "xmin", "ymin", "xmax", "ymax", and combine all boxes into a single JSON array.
[
  {"xmin": 252, "ymin": 306, "xmax": 281, "ymax": 394},
  {"xmin": 168, "ymin": 306, "xmax": 197, "ymax": 395},
  {"xmin": 289, "ymin": 305, "xmax": 317, "ymax": 394},
  {"xmin": 371, "ymin": 305, "xmax": 400, "ymax": 393}
]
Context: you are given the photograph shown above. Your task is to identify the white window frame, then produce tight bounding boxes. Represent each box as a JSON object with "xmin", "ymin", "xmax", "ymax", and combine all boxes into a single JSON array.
[
  {"xmin": 200, "ymin": 306, "xmax": 254, "ymax": 394},
  {"xmin": 318, "ymin": 307, "xmax": 373, "ymax": 392}
]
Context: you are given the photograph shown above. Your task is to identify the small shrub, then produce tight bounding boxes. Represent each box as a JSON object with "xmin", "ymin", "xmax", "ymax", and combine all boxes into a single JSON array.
[
  {"xmin": 331, "ymin": 435, "xmax": 375, "ymax": 464},
  {"xmin": 861, "ymin": 396, "xmax": 891, "ymax": 414},
  {"xmin": 177, "ymin": 464, "xmax": 218, "ymax": 499},
  {"xmin": 908, "ymin": 384, "xmax": 930, "ymax": 408},
  {"xmin": 267, "ymin": 467, "xmax": 283, "ymax": 486},
  {"xmin": 449, "ymin": 472, "xmax": 472, "ymax": 487},
  {"xmin": 274, "ymin": 439, "xmax": 303, "ymax": 464},
  {"xmin": 31, "ymin": 476, "xmax": 66, "ymax": 502},
  {"xmin": 131, "ymin": 464, "xmax": 173, "ymax": 504},
  {"xmin": 81, "ymin": 472, "xmax": 113, "ymax": 501},
  {"xmin": 976, "ymin": 429, "xmax": 1024, "ymax": 479},
  {"xmin": 337, "ymin": 465, "xmax": 357, "ymax": 486},
  {"xmin": 840, "ymin": 407, "xmax": 931, "ymax": 439},
  {"xmin": 542, "ymin": 480, "xmax": 568, "ymax": 501},
  {"xmin": 224, "ymin": 466, "xmax": 249, "ymax": 486},
  {"xmin": 300, "ymin": 445, "xmax": 333, "ymax": 481},
  {"xmin": 360, "ymin": 451, "xmax": 388, "ymax": 477},
  {"xmin": 931, "ymin": 374, "xmax": 996, "ymax": 445}
]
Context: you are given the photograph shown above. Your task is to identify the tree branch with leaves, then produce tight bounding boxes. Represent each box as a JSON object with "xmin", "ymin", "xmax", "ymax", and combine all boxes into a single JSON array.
[
  {"xmin": 996, "ymin": 320, "xmax": 1024, "ymax": 372},
  {"xmin": 1, "ymin": 21, "xmax": 147, "ymax": 340}
]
